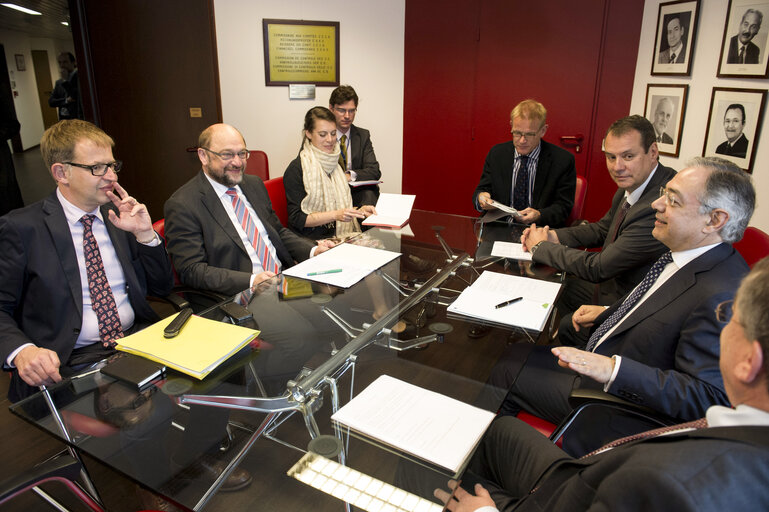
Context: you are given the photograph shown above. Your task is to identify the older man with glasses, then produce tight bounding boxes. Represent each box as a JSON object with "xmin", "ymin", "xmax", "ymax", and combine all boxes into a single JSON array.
[
  {"xmin": 437, "ymin": 256, "xmax": 769, "ymax": 512},
  {"xmin": 0, "ymin": 119, "xmax": 173, "ymax": 402},
  {"xmin": 164, "ymin": 123, "xmax": 331, "ymax": 296},
  {"xmin": 492, "ymin": 156, "xmax": 755, "ymax": 455}
]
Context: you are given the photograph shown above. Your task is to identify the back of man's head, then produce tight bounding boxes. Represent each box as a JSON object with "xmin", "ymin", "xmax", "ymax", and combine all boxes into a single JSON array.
[
  {"xmin": 329, "ymin": 85, "xmax": 358, "ymax": 107},
  {"xmin": 510, "ymin": 99, "xmax": 546, "ymax": 125},
  {"xmin": 41, "ymin": 119, "xmax": 113, "ymax": 170},
  {"xmin": 689, "ymin": 156, "xmax": 755, "ymax": 243},
  {"xmin": 606, "ymin": 115, "xmax": 656, "ymax": 152},
  {"xmin": 734, "ymin": 256, "xmax": 769, "ymax": 391}
]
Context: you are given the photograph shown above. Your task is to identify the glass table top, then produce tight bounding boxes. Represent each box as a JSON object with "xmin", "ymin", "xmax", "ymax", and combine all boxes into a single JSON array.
[{"xmin": 10, "ymin": 210, "xmax": 560, "ymax": 511}]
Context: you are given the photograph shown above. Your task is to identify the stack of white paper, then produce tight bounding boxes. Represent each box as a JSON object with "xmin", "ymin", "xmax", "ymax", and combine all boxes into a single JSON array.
[
  {"xmin": 283, "ymin": 243, "xmax": 401, "ymax": 288},
  {"xmin": 331, "ymin": 375, "xmax": 495, "ymax": 473},
  {"xmin": 447, "ymin": 270, "xmax": 561, "ymax": 331},
  {"xmin": 363, "ymin": 193, "xmax": 416, "ymax": 228}
]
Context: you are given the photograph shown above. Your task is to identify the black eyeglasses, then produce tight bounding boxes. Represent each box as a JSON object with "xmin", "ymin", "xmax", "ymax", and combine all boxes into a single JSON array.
[
  {"xmin": 200, "ymin": 148, "xmax": 250, "ymax": 162},
  {"xmin": 64, "ymin": 161, "xmax": 122, "ymax": 176}
]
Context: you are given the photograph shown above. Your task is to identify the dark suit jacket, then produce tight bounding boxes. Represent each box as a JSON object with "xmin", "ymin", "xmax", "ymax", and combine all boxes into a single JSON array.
[
  {"xmin": 347, "ymin": 124, "xmax": 381, "ymax": 206},
  {"xmin": 164, "ymin": 171, "xmax": 315, "ymax": 295},
  {"xmin": 473, "ymin": 140, "xmax": 576, "ymax": 227},
  {"xmin": 592, "ymin": 243, "xmax": 746, "ymax": 420},
  {"xmin": 658, "ymin": 42, "xmax": 686, "ymax": 64},
  {"xmin": 727, "ymin": 35, "xmax": 760, "ymax": 64},
  {"xmin": 715, "ymin": 133, "xmax": 749, "ymax": 158},
  {"xmin": 533, "ymin": 164, "xmax": 676, "ymax": 305},
  {"xmin": 482, "ymin": 416, "xmax": 769, "ymax": 512},
  {"xmin": 0, "ymin": 192, "xmax": 173, "ymax": 401},
  {"xmin": 657, "ymin": 131, "xmax": 673, "ymax": 144}
]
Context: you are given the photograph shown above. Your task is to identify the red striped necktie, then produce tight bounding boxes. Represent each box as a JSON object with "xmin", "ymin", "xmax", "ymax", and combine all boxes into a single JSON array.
[{"xmin": 225, "ymin": 189, "xmax": 280, "ymax": 274}]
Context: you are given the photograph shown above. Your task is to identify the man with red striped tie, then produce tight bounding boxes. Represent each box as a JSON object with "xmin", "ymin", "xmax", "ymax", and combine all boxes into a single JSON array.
[{"xmin": 165, "ymin": 123, "xmax": 332, "ymax": 296}]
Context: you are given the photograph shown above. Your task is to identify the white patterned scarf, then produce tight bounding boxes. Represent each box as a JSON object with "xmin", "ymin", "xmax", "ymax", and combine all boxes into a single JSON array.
[{"xmin": 299, "ymin": 138, "xmax": 359, "ymax": 237}]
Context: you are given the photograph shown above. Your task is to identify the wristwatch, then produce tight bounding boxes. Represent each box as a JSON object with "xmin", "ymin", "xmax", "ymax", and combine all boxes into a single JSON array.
[{"xmin": 530, "ymin": 240, "xmax": 545, "ymax": 256}]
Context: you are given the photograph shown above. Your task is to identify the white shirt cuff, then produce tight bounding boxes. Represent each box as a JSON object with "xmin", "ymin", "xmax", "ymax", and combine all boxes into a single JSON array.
[
  {"xmin": 7, "ymin": 343, "xmax": 34, "ymax": 368},
  {"xmin": 604, "ymin": 355, "xmax": 622, "ymax": 392},
  {"xmin": 310, "ymin": 246, "xmax": 318, "ymax": 258},
  {"xmin": 474, "ymin": 507, "xmax": 499, "ymax": 512},
  {"xmin": 349, "ymin": 170, "xmax": 358, "ymax": 181},
  {"xmin": 139, "ymin": 232, "xmax": 161, "ymax": 246}
]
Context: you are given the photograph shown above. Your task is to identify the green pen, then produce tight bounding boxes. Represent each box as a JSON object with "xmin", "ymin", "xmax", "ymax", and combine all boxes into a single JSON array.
[{"xmin": 307, "ymin": 269, "xmax": 343, "ymax": 276}]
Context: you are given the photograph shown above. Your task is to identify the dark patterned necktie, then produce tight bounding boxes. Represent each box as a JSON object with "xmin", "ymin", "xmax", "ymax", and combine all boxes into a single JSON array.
[
  {"xmin": 586, "ymin": 251, "xmax": 673, "ymax": 352},
  {"xmin": 226, "ymin": 189, "xmax": 280, "ymax": 274},
  {"xmin": 608, "ymin": 200, "xmax": 631, "ymax": 243},
  {"xmin": 669, "ymin": 52, "xmax": 676, "ymax": 63},
  {"xmin": 581, "ymin": 417, "xmax": 707, "ymax": 458},
  {"xmin": 80, "ymin": 215, "xmax": 123, "ymax": 347},
  {"xmin": 739, "ymin": 46, "xmax": 745, "ymax": 64},
  {"xmin": 512, "ymin": 155, "xmax": 530, "ymax": 210},
  {"xmin": 339, "ymin": 134, "xmax": 348, "ymax": 170}
]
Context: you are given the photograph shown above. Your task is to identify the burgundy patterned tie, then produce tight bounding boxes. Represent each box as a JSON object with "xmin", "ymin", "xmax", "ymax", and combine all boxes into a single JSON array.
[
  {"xmin": 581, "ymin": 417, "xmax": 708, "ymax": 458},
  {"xmin": 80, "ymin": 215, "xmax": 123, "ymax": 347},
  {"xmin": 608, "ymin": 200, "xmax": 630, "ymax": 243},
  {"xmin": 226, "ymin": 189, "xmax": 280, "ymax": 274}
]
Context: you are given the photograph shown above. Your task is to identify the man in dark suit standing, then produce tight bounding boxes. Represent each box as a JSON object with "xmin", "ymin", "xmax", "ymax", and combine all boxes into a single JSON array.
[
  {"xmin": 164, "ymin": 123, "xmax": 330, "ymax": 296},
  {"xmin": 329, "ymin": 85, "xmax": 381, "ymax": 207},
  {"xmin": 658, "ymin": 15, "xmax": 687, "ymax": 64},
  {"xmin": 726, "ymin": 9, "xmax": 763, "ymax": 64},
  {"xmin": 521, "ymin": 116, "xmax": 676, "ymax": 344},
  {"xmin": 436, "ymin": 255, "xmax": 769, "ymax": 511},
  {"xmin": 715, "ymin": 104, "xmax": 749, "ymax": 158},
  {"xmin": 473, "ymin": 99, "xmax": 576, "ymax": 227},
  {"xmin": 495, "ymin": 157, "xmax": 753, "ymax": 455},
  {"xmin": 0, "ymin": 120, "xmax": 173, "ymax": 402}
]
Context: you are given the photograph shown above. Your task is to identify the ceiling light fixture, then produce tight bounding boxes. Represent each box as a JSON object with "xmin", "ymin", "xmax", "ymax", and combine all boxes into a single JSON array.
[{"xmin": 1, "ymin": 3, "xmax": 42, "ymax": 15}]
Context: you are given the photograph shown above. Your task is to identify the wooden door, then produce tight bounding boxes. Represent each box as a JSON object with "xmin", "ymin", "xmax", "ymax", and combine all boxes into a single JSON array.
[
  {"xmin": 31, "ymin": 50, "xmax": 59, "ymax": 129},
  {"xmin": 69, "ymin": 0, "xmax": 221, "ymax": 220},
  {"xmin": 403, "ymin": 0, "xmax": 644, "ymax": 221}
]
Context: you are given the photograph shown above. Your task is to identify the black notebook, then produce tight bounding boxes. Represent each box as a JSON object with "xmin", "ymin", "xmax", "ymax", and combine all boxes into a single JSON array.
[{"xmin": 101, "ymin": 354, "xmax": 166, "ymax": 390}]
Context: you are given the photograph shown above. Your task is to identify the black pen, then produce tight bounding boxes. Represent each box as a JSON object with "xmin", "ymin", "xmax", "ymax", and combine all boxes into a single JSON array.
[{"xmin": 495, "ymin": 297, "xmax": 523, "ymax": 309}]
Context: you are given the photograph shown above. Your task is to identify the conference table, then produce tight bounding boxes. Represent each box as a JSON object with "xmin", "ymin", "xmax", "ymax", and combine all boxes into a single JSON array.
[{"xmin": 10, "ymin": 210, "xmax": 561, "ymax": 511}]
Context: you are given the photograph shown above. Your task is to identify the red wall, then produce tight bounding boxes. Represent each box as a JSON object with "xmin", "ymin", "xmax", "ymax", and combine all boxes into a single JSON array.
[{"xmin": 403, "ymin": 0, "xmax": 644, "ymax": 223}]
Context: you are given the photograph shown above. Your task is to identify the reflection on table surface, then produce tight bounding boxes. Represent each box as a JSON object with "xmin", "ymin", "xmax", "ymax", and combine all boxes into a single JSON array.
[{"xmin": 10, "ymin": 210, "xmax": 560, "ymax": 511}]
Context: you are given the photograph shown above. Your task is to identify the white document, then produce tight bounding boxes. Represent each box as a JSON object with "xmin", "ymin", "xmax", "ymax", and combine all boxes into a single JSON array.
[
  {"xmin": 362, "ymin": 193, "xmax": 416, "ymax": 228},
  {"xmin": 491, "ymin": 241, "xmax": 532, "ymax": 261},
  {"xmin": 447, "ymin": 270, "xmax": 561, "ymax": 331},
  {"xmin": 350, "ymin": 179, "xmax": 383, "ymax": 187},
  {"xmin": 331, "ymin": 375, "xmax": 495, "ymax": 473},
  {"xmin": 283, "ymin": 242, "xmax": 401, "ymax": 288},
  {"xmin": 488, "ymin": 199, "xmax": 518, "ymax": 216}
]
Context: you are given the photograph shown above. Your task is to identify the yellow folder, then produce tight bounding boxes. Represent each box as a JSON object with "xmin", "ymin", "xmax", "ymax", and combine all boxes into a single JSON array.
[{"xmin": 116, "ymin": 313, "xmax": 260, "ymax": 379}]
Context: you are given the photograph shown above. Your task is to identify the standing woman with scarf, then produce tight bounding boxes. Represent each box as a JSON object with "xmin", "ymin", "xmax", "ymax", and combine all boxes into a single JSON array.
[{"xmin": 284, "ymin": 106, "xmax": 376, "ymax": 240}]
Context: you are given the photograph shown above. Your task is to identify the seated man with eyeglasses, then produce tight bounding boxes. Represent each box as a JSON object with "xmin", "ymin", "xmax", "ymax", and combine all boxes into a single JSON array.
[
  {"xmin": 494, "ymin": 157, "xmax": 754, "ymax": 455},
  {"xmin": 329, "ymin": 85, "xmax": 382, "ymax": 207},
  {"xmin": 473, "ymin": 99, "xmax": 576, "ymax": 227},
  {"xmin": 164, "ymin": 123, "xmax": 331, "ymax": 296},
  {"xmin": 0, "ymin": 120, "xmax": 173, "ymax": 401}
]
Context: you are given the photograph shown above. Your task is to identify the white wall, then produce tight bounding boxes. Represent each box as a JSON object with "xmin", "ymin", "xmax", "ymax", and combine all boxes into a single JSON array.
[
  {"xmin": 1, "ymin": 30, "xmax": 74, "ymax": 150},
  {"xmin": 213, "ymin": 0, "xmax": 405, "ymax": 193},
  {"xmin": 631, "ymin": 1, "xmax": 769, "ymax": 231}
]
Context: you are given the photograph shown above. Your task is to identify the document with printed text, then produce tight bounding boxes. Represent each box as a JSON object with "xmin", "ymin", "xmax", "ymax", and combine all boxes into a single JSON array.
[
  {"xmin": 447, "ymin": 270, "xmax": 561, "ymax": 331},
  {"xmin": 331, "ymin": 375, "xmax": 495, "ymax": 473}
]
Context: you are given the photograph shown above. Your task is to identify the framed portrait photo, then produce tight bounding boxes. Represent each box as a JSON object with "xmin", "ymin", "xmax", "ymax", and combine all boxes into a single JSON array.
[
  {"xmin": 651, "ymin": 0, "xmax": 700, "ymax": 76},
  {"xmin": 717, "ymin": 0, "xmax": 769, "ymax": 78},
  {"xmin": 703, "ymin": 88, "xmax": 767, "ymax": 173},
  {"xmin": 644, "ymin": 84, "xmax": 689, "ymax": 157}
]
